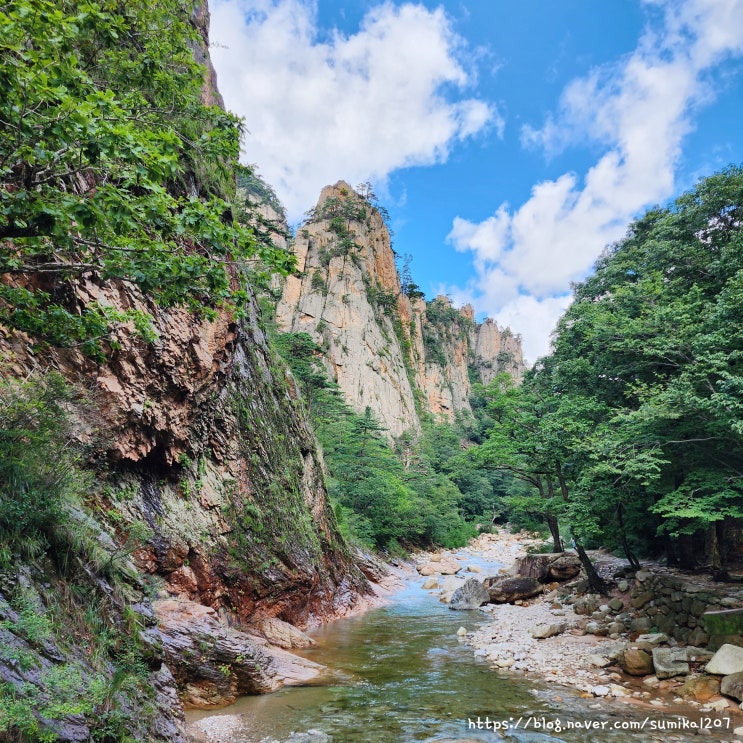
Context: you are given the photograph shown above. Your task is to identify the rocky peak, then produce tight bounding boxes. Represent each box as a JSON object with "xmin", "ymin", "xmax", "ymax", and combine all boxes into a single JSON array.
[{"xmin": 275, "ymin": 183, "xmax": 526, "ymax": 436}]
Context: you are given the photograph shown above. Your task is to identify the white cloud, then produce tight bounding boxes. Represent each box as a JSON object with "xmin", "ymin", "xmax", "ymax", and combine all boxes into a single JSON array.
[
  {"xmin": 209, "ymin": 0, "xmax": 496, "ymax": 220},
  {"xmin": 447, "ymin": 0, "xmax": 743, "ymax": 363}
]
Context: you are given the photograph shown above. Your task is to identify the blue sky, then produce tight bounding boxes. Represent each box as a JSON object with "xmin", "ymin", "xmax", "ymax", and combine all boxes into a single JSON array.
[{"xmin": 210, "ymin": 0, "xmax": 743, "ymax": 362}]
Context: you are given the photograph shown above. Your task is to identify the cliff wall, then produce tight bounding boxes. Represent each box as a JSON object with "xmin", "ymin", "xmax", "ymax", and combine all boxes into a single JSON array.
[
  {"xmin": 0, "ymin": 6, "xmax": 371, "ymax": 740},
  {"xmin": 275, "ymin": 182, "xmax": 526, "ymax": 436}
]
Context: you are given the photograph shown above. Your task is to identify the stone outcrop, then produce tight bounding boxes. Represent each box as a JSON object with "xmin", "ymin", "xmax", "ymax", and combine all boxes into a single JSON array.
[
  {"xmin": 0, "ymin": 18, "xmax": 373, "ymax": 743},
  {"xmin": 156, "ymin": 600, "xmax": 325, "ymax": 709},
  {"xmin": 275, "ymin": 182, "xmax": 525, "ymax": 436}
]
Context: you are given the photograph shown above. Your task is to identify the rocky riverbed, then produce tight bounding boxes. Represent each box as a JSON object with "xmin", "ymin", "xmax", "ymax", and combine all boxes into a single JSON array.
[{"xmin": 415, "ymin": 528, "xmax": 743, "ymax": 733}]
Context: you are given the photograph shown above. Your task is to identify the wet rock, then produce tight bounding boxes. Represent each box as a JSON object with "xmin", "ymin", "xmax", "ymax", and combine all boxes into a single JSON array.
[
  {"xmin": 721, "ymin": 671, "xmax": 743, "ymax": 701},
  {"xmin": 438, "ymin": 559, "xmax": 463, "ymax": 576},
  {"xmin": 418, "ymin": 563, "xmax": 438, "ymax": 576},
  {"xmin": 652, "ymin": 647, "xmax": 690, "ymax": 679},
  {"xmin": 449, "ymin": 579, "xmax": 490, "ymax": 610},
  {"xmin": 483, "ymin": 576, "xmax": 542, "ymax": 604},
  {"xmin": 422, "ymin": 577, "xmax": 438, "ymax": 590},
  {"xmin": 706, "ymin": 644, "xmax": 743, "ymax": 676}
]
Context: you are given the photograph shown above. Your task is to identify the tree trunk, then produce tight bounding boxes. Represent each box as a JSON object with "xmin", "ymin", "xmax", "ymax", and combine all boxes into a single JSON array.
[
  {"xmin": 573, "ymin": 538, "xmax": 608, "ymax": 594},
  {"xmin": 616, "ymin": 502, "xmax": 640, "ymax": 568},
  {"xmin": 677, "ymin": 533, "xmax": 697, "ymax": 570},
  {"xmin": 707, "ymin": 522, "xmax": 730, "ymax": 581},
  {"xmin": 545, "ymin": 513, "xmax": 562, "ymax": 553}
]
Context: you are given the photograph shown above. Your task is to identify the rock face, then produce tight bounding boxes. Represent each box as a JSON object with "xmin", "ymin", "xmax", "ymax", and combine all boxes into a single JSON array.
[
  {"xmin": 0, "ymin": 18, "xmax": 371, "ymax": 743},
  {"xmin": 275, "ymin": 183, "xmax": 525, "ymax": 436},
  {"xmin": 156, "ymin": 600, "xmax": 325, "ymax": 709}
]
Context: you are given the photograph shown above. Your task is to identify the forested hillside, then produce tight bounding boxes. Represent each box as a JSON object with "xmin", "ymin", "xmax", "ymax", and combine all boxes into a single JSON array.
[{"xmin": 474, "ymin": 167, "xmax": 743, "ymax": 576}]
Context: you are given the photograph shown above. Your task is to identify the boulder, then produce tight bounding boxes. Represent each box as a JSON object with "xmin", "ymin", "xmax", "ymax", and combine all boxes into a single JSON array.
[
  {"xmin": 530, "ymin": 621, "xmax": 567, "ymax": 639},
  {"xmin": 721, "ymin": 671, "xmax": 743, "ymax": 702},
  {"xmin": 438, "ymin": 559, "xmax": 462, "ymax": 576},
  {"xmin": 587, "ymin": 654, "xmax": 611, "ymax": 668},
  {"xmin": 422, "ymin": 577, "xmax": 438, "ymax": 590},
  {"xmin": 652, "ymin": 647, "xmax": 690, "ymax": 679},
  {"xmin": 418, "ymin": 563, "xmax": 438, "ymax": 576},
  {"xmin": 483, "ymin": 576, "xmax": 542, "ymax": 604},
  {"xmin": 635, "ymin": 633, "xmax": 670, "ymax": 648},
  {"xmin": 509, "ymin": 552, "xmax": 581, "ymax": 583},
  {"xmin": 449, "ymin": 579, "xmax": 490, "ymax": 611},
  {"xmin": 608, "ymin": 598, "xmax": 623, "ymax": 612},
  {"xmin": 706, "ymin": 644, "xmax": 743, "ymax": 676},
  {"xmin": 547, "ymin": 554, "xmax": 582, "ymax": 581},
  {"xmin": 573, "ymin": 595, "xmax": 601, "ymax": 616},
  {"xmin": 620, "ymin": 647, "xmax": 655, "ymax": 676},
  {"xmin": 679, "ymin": 674, "xmax": 721, "ymax": 702}
]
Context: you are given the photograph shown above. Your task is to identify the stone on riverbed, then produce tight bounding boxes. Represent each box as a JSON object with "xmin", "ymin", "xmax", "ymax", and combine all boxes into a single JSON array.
[
  {"xmin": 680, "ymin": 673, "xmax": 721, "ymax": 702},
  {"xmin": 706, "ymin": 644, "xmax": 743, "ymax": 675},
  {"xmin": 620, "ymin": 646, "xmax": 654, "ymax": 676},
  {"xmin": 530, "ymin": 621, "xmax": 567, "ymax": 639},
  {"xmin": 422, "ymin": 577, "xmax": 438, "ymax": 589},
  {"xmin": 652, "ymin": 647, "xmax": 689, "ymax": 679},
  {"xmin": 483, "ymin": 576, "xmax": 542, "ymax": 604},
  {"xmin": 721, "ymin": 671, "xmax": 743, "ymax": 701},
  {"xmin": 449, "ymin": 578, "xmax": 490, "ymax": 610}
]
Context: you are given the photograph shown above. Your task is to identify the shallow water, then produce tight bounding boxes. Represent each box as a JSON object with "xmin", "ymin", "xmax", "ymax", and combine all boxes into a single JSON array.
[{"xmin": 187, "ymin": 552, "xmax": 738, "ymax": 743}]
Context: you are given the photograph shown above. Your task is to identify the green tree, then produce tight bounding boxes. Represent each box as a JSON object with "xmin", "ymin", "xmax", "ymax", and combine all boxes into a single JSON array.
[{"xmin": 0, "ymin": 0, "xmax": 294, "ymax": 357}]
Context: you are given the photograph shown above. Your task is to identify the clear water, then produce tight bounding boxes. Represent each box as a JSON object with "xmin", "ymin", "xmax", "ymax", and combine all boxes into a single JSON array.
[{"xmin": 187, "ymin": 553, "xmax": 738, "ymax": 743}]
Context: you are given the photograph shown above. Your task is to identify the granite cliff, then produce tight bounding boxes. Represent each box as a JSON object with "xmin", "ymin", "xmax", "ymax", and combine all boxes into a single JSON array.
[
  {"xmin": 275, "ymin": 181, "xmax": 525, "ymax": 437},
  {"xmin": 0, "ymin": 4, "xmax": 371, "ymax": 740}
]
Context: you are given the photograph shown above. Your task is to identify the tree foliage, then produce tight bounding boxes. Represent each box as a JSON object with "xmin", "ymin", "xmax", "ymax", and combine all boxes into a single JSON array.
[
  {"xmin": 271, "ymin": 330, "xmax": 486, "ymax": 551},
  {"xmin": 0, "ymin": 0, "xmax": 294, "ymax": 356},
  {"xmin": 475, "ymin": 167, "xmax": 743, "ymax": 573}
]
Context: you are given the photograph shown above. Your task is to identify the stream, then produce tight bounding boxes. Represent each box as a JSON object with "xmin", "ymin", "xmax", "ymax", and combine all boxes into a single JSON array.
[{"xmin": 186, "ymin": 552, "xmax": 737, "ymax": 743}]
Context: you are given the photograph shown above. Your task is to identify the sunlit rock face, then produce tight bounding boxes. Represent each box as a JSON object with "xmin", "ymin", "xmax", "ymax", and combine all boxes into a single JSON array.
[{"xmin": 276, "ymin": 181, "xmax": 526, "ymax": 437}]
